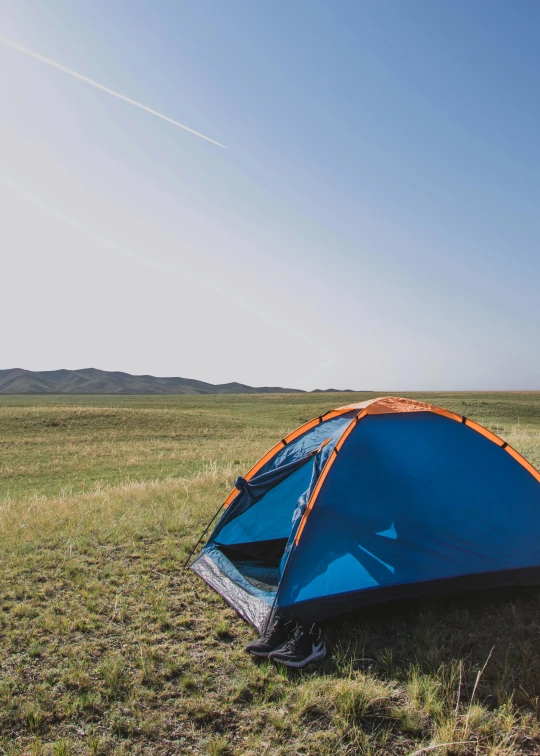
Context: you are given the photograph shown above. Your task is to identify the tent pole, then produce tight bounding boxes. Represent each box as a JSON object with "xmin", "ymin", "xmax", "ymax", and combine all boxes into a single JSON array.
[{"xmin": 182, "ymin": 502, "xmax": 226, "ymax": 569}]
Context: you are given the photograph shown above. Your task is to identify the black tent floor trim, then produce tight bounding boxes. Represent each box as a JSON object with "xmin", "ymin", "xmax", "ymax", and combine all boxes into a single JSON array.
[{"xmin": 274, "ymin": 564, "xmax": 540, "ymax": 626}]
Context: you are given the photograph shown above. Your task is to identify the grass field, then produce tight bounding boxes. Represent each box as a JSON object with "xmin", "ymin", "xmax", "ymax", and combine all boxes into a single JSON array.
[{"xmin": 1, "ymin": 392, "xmax": 540, "ymax": 755}]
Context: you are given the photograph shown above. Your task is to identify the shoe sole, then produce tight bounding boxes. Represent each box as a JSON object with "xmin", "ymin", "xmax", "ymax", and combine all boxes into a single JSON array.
[
  {"xmin": 246, "ymin": 649, "xmax": 272, "ymax": 657},
  {"xmin": 270, "ymin": 646, "xmax": 327, "ymax": 668},
  {"xmin": 246, "ymin": 640, "xmax": 288, "ymax": 658}
]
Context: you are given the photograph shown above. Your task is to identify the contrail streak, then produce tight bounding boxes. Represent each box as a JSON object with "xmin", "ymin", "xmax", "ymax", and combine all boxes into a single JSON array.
[{"xmin": 0, "ymin": 35, "xmax": 226, "ymax": 148}]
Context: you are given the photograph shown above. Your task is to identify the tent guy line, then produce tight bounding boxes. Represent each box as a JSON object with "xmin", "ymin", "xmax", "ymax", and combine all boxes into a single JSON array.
[{"xmin": 0, "ymin": 35, "xmax": 227, "ymax": 149}]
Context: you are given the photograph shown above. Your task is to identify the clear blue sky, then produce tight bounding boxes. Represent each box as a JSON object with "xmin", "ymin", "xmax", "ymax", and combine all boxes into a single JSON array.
[{"xmin": 1, "ymin": 0, "xmax": 539, "ymax": 389}]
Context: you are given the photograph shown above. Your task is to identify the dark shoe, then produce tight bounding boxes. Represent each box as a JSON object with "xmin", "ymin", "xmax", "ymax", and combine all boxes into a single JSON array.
[
  {"xmin": 245, "ymin": 616, "xmax": 290, "ymax": 657},
  {"xmin": 269, "ymin": 624, "xmax": 326, "ymax": 668}
]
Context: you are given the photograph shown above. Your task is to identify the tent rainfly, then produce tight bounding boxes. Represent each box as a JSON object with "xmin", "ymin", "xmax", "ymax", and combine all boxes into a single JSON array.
[{"xmin": 190, "ymin": 397, "xmax": 540, "ymax": 632}]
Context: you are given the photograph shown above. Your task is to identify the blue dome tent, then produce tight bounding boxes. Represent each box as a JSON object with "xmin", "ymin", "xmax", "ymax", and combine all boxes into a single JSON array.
[{"xmin": 190, "ymin": 397, "xmax": 540, "ymax": 632}]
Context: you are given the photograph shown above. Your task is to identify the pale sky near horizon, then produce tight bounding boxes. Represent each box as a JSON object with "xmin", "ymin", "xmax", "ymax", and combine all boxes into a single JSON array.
[{"xmin": 1, "ymin": 0, "xmax": 539, "ymax": 390}]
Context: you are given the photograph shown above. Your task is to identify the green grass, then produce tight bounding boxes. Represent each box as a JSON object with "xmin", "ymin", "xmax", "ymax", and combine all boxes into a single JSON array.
[{"xmin": 1, "ymin": 392, "xmax": 540, "ymax": 755}]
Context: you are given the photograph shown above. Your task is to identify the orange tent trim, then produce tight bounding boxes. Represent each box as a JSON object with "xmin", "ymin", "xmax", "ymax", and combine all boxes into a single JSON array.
[
  {"xmin": 292, "ymin": 397, "xmax": 540, "ymax": 543},
  {"xmin": 225, "ymin": 396, "xmax": 540, "ymax": 519}
]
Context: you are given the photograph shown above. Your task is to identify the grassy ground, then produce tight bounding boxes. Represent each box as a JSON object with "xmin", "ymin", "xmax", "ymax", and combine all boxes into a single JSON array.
[{"xmin": 1, "ymin": 392, "xmax": 540, "ymax": 755}]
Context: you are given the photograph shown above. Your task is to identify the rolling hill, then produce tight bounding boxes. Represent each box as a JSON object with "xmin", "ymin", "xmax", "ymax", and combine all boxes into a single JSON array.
[{"xmin": 0, "ymin": 368, "xmax": 308, "ymax": 395}]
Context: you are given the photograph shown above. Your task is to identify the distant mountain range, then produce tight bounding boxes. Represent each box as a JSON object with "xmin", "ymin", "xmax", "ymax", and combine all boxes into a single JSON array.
[{"xmin": 0, "ymin": 368, "xmax": 355, "ymax": 395}]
